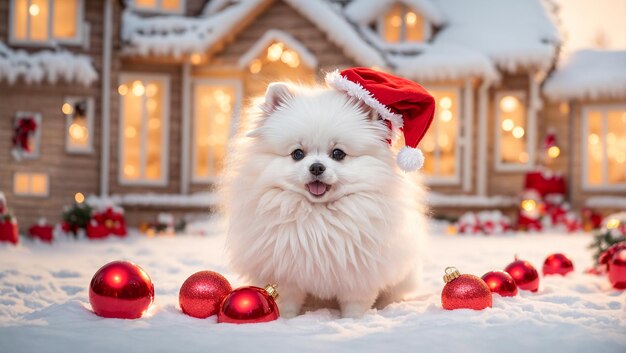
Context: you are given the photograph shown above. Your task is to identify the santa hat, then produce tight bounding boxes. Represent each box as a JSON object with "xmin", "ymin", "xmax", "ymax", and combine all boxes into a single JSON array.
[
  {"xmin": 325, "ymin": 67, "xmax": 435, "ymax": 172},
  {"xmin": 543, "ymin": 128, "xmax": 558, "ymax": 150}
]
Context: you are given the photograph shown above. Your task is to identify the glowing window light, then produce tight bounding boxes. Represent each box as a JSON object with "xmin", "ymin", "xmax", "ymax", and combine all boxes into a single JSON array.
[
  {"xmin": 588, "ymin": 133, "xmax": 599, "ymax": 145},
  {"xmin": 501, "ymin": 119, "xmax": 514, "ymax": 131},
  {"xmin": 439, "ymin": 97, "xmax": 452, "ymax": 109},
  {"xmin": 439, "ymin": 110, "xmax": 453, "ymax": 122},
  {"xmin": 405, "ymin": 12, "xmax": 417, "ymax": 25},
  {"xmin": 390, "ymin": 15, "xmax": 402, "ymax": 27},
  {"xmin": 145, "ymin": 83, "xmax": 158, "ymax": 98},
  {"xmin": 190, "ymin": 53, "xmax": 203, "ymax": 65},
  {"xmin": 118, "ymin": 84, "xmax": 129, "ymax": 96},
  {"xmin": 267, "ymin": 43, "xmax": 284, "ymax": 62},
  {"xmin": 74, "ymin": 192, "xmax": 85, "ymax": 203},
  {"xmin": 124, "ymin": 165, "xmax": 136, "ymax": 177},
  {"xmin": 125, "ymin": 126, "xmax": 137, "ymax": 138},
  {"xmin": 249, "ymin": 59, "xmax": 262, "ymax": 74},
  {"xmin": 512, "ymin": 127, "xmax": 525, "ymax": 139},
  {"xmin": 281, "ymin": 50, "xmax": 300, "ymax": 68},
  {"xmin": 499, "ymin": 96, "xmax": 519, "ymax": 113},
  {"xmin": 547, "ymin": 146, "xmax": 560, "ymax": 159},
  {"xmin": 148, "ymin": 118, "xmax": 160, "ymax": 130},
  {"xmin": 62, "ymin": 103, "xmax": 73, "ymax": 115},
  {"xmin": 69, "ymin": 123, "xmax": 87, "ymax": 140},
  {"xmin": 29, "ymin": 4, "xmax": 40, "ymax": 16},
  {"xmin": 132, "ymin": 81, "xmax": 145, "ymax": 96},
  {"xmin": 519, "ymin": 152, "xmax": 529, "ymax": 163}
]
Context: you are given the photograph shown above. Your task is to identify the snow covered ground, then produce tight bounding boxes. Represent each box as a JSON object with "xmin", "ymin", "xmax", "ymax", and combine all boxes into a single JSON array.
[{"xmin": 1, "ymin": 219, "xmax": 625, "ymax": 353}]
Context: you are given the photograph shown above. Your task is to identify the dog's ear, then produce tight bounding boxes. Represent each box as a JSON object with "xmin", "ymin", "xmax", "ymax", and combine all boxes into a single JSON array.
[
  {"xmin": 260, "ymin": 82, "xmax": 295, "ymax": 115},
  {"xmin": 246, "ymin": 82, "xmax": 295, "ymax": 138}
]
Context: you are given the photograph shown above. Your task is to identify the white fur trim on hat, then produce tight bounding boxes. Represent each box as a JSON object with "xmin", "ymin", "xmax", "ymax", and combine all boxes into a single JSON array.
[
  {"xmin": 325, "ymin": 70, "xmax": 403, "ymax": 130},
  {"xmin": 397, "ymin": 146, "xmax": 424, "ymax": 172}
]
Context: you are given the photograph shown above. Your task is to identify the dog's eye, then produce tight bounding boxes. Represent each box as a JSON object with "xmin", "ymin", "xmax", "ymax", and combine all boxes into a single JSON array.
[
  {"xmin": 291, "ymin": 149, "xmax": 305, "ymax": 161},
  {"xmin": 331, "ymin": 148, "xmax": 346, "ymax": 161}
]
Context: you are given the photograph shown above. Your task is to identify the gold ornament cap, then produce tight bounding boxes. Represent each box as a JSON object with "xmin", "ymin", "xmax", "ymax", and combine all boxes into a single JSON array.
[
  {"xmin": 443, "ymin": 267, "xmax": 461, "ymax": 283},
  {"xmin": 264, "ymin": 283, "xmax": 279, "ymax": 299}
]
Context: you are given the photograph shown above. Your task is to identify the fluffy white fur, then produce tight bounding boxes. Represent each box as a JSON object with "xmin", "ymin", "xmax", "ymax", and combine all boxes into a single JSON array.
[{"xmin": 221, "ymin": 81, "xmax": 428, "ymax": 318}]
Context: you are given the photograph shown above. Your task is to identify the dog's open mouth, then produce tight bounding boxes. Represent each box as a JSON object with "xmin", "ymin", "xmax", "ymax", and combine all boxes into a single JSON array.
[{"xmin": 306, "ymin": 181, "xmax": 331, "ymax": 197}]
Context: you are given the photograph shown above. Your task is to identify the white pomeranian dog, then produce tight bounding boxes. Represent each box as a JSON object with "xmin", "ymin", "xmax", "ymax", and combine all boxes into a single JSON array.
[{"xmin": 221, "ymin": 68, "xmax": 434, "ymax": 318}]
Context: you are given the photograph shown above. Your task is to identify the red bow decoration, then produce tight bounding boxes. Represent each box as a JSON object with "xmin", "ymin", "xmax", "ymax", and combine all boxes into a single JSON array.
[
  {"xmin": 12, "ymin": 117, "xmax": 37, "ymax": 152},
  {"xmin": 87, "ymin": 207, "xmax": 127, "ymax": 239}
]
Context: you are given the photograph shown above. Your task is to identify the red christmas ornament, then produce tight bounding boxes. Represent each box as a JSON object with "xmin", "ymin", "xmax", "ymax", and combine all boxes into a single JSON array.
[
  {"xmin": 608, "ymin": 249, "xmax": 626, "ymax": 290},
  {"xmin": 179, "ymin": 271, "xmax": 232, "ymax": 318},
  {"xmin": 218, "ymin": 284, "xmax": 279, "ymax": 324},
  {"xmin": 89, "ymin": 261, "xmax": 154, "ymax": 319},
  {"xmin": 441, "ymin": 267, "xmax": 492, "ymax": 310},
  {"xmin": 505, "ymin": 258, "xmax": 540, "ymax": 292},
  {"xmin": 481, "ymin": 270, "xmax": 518, "ymax": 297},
  {"xmin": 542, "ymin": 253, "xmax": 574, "ymax": 276}
]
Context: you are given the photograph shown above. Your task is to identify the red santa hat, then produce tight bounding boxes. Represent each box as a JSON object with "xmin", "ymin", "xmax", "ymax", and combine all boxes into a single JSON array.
[{"xmin": 325, "ymin": 67, "xmax": 435, "ymax": 172}]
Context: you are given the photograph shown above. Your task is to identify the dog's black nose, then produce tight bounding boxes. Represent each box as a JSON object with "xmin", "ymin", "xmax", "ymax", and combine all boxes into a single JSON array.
[{"xmin": 309, "ymin": 163, "xmax": 326, "ymax": 176}]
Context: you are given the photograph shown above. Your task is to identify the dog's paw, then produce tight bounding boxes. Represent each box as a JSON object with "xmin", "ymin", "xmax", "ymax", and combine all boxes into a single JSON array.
[{"xmin": 340, "ymin": 302, "xmax": 371, "ymax": 318}]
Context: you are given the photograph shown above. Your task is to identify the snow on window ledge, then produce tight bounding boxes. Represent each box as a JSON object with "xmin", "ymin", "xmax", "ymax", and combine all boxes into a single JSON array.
[
  {"xmin": 0, "ymin": 42, "xmax": 97, "ymax": 86},
  {"xmin": 586, "ymin": 196, "xmax": 626, "ymax": 210},
  {"xmin": 428, "ymin": 192, "xmax": 517, "ymax": 208}
]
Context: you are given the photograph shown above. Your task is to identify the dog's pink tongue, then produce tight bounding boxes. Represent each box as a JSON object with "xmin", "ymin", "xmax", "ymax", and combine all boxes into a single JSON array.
[{"xmin": 307, "ymin": 181, "xmax": 327, "ymax": 196}]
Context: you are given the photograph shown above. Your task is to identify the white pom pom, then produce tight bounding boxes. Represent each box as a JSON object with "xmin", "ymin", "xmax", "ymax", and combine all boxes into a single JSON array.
[{"xmin": 397, "ymin": 146, "xmax": 424, "ymax": 172}]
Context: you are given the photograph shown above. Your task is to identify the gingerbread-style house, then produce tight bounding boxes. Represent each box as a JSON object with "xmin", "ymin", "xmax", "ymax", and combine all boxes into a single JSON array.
[{"xmin": 0, "ymin": 0, "xmax": 624, "ymax": 229}]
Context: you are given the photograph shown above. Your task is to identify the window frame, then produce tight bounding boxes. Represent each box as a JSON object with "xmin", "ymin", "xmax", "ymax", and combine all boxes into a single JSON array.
[
  {"xmin": 8, "ymin": 0, "xmax": 84, "ymax": 46},
  {"xmin": 190, "ymin": 78, "xmax": 243, "ymax": 184},
  {"xmin": 494, "ymin": 90, "xmax": 535, "ymax": 172},
  {"xmin": 376, "ymin": 3, "xmax": 432, "ymax": 44},
  {"xmin": 423, "ymin": 85, "xmax": 462, "ymax": 186},
  {"xmin": 118, "ymin": 73, "xmax": 171, "ymax": 187},
  {"xmin": 132, "ymin": 0, "xmax": 185, "ymax": 15},
  {"xmin": 581, "ymin": 103, "xmax": 626, "ymax": 191},
  {"xmin": 13, "ymin": 172, "xmax": 50, "ymax": 198},
  {"xmin": 64, "ymin": 96, "xmax": 94, "ymax": 154}
]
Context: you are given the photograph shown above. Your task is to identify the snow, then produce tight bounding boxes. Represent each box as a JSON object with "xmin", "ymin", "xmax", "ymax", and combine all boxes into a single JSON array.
[
  {"xmin": 0, "ymin": 42, "xmax": 98, "ymax": 86},
  {"xmin": 428, "ymin": 193, "xmax": 517, "ymax": 208},
  {"xmin": 543, "ymin": 50, "xmax": 626, "ymax": 101},
  {"xmin": 345, "ymin": 0, "xmax": 445, "ymax": 27},
  {"xmin": 2, "ymin": 219, "xmax": 624, "ymax": 353},
  {"xmin": 100, "ymin": 192, "xmax": 219, "ymax": 208},
  {"xmin": 586, "ymin": 196, "xmax": 626, "ymax": 210},
  {"xmin": 121, "ymin": 0, "xmax": 559, "ymax": 81}
]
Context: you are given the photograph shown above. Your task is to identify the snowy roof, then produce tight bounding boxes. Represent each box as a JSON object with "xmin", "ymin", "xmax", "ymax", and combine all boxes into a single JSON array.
[
  {"xmin": 0, "ymin": 42, "xmax": 98, "ymax": 86},
  {"xmin": 543, "ymin": 50, "xmax": 626, "ymax": 101},
  {"xmin": 121, "ymin": 0, "xmax": 560, "ymax": 82}
]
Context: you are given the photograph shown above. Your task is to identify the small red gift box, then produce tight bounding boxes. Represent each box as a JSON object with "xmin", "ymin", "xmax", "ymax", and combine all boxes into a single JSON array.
[
  {"xmin": 0, "ymin": 220, "xmax": 19, "ymax": 245},
  {"xmin": 28, "ymin": 224, "xmax": 54, "ymax": 243}
]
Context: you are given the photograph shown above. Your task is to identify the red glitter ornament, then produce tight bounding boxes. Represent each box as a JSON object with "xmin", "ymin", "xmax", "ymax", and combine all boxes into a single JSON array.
[
  {"xmin": 608, "ymin": 249, "xmax": 626, "ymax": 290},
  {"xmin": 218, "ymin": 284, "xmax": 279, "ymax": 324},
  {"xmin": 504, "ymin": 258, "xmax": 539, "ymax": 292},
  {"xmin": 441, "ymin": 267, "xmax": 492, "ymax": 310},
  {"xmin": 542, "ymin": 253, "xmax": 574, "ymax": 276},
  {"xmin": 481, "ymin": 270, "xmax": 518, "ymax": 297},
  {"xmin": 89, "ymin": 261, "xmax": 154, "ymax": 319},
  {"xmin": 179, "ymin": 271, "xmax": 232, "ymax": 318}
]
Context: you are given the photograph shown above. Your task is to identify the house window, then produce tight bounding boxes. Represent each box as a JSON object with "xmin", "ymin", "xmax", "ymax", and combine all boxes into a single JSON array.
[
  {"xmin": 13, "ymin": 172, "xmax": 49, "ymax": 197},
  {"xmin": 420, "ymin": 88, "xmax": 460, "ymax": 182},
  {"xmin": 134, "ymin": 0, "xmax": 184, "ymax": 13},
  {"xmin": 118, "ymin": 75, "xmax": 169, "ymax": 185},
  {"xmin": 495, "ymin": 91, "xmax": 532, "ymax": 169},
  {"xmin": 64, "ymin": 97, "xmax": 94, "ymax": 153},
  {"xmin": 584, "ymin": 107, "xmax": 626, "ymax": 189},
  {"xmin": 192, "ymin": 80, "xmax": 241, "ymax": 182},
  {"xmin": 11, "ymin": 0, "xmax": 82, "ymax": 44},
  {"xmin": 380, "ymin": 3, "xmax": 426, "ymax": 43}
]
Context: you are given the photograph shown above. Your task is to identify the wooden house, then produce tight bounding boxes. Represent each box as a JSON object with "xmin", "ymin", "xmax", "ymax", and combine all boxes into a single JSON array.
[{"xmin": 0, "ymin": 0, "xmax": 623, "ymax": 230}]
